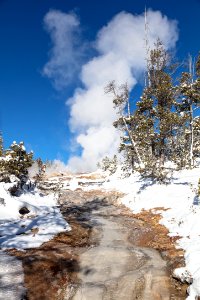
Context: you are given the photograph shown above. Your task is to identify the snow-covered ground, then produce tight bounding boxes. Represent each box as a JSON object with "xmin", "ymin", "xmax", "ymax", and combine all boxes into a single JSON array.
[
  {"xmin": 0, "ymin": 183, "xmax": 70, "ymax": 250},
  {"xmin": 0, "ymin": 181, "xmax": 70, "ymax": 299}
]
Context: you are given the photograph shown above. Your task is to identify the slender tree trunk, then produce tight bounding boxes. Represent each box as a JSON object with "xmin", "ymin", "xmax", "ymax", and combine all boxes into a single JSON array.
[
  {"xmin": 122, "ymin": 117, "xmax": 144, "ymax": 168},
  {"xmin": 189, "ymin": 102, "xmax": 194, "ymax": 167},
  {"xmin": 189, "ymin": 55, "xmax": 194, "ymax": 167},
  {"xmin": 159, "ymin": 137, "xmax": 165, "ymax": 167},
  {"xmin": 127, "ymin": 98, "xmax": 131, "ymax": 118}
]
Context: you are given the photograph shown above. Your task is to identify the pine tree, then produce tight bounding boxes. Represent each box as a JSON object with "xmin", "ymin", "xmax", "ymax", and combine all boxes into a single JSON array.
[
  {"xmin": 0, "ymin": 132, "xmax": 5, "ymax": 182},
  {"xmin": 145, "ymin": 40, "xmax": 180, "ymax": 165},
  {"xmin": 0, "ymin": 132, "xmax": 3, "ymax": 157},
  {"xmin": 98, "ymin": 155, "xmax": 118, "ymax": 175},
  {"xmin": 105, "ymin": 42, "xmax": 181, "ymax": 180},
  {"xmin": 3, "ymin": 141, "xmax": 34, "ymax": 184},
  {"xmin": 177, "ymin": 53, "xmax": 200, "ymax": 166},
  {"xmin": 193, "ymin": 117, "xmax": 200, "ymax": 157},
  {"xmin": 133, "ymin": 40, "xmax": 182, "ymax": 180},
  {"xmin": 103, "ymin": 40, "xmax": 200, "ymax": 180},
  {"xmin": 198, "ymin": 178, "xmax": 200, "ymax": 197},
  {"xmin": 105, "ymin": 81, "xmax": 144, "ymax": 170}
]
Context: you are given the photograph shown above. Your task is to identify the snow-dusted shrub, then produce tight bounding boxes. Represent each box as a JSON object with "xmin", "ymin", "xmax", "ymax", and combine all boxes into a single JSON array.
[
  {"xmin": 0, "ymin": 141, "xmax": 34, "ymax": 194},
  {"xmin": 138, "ymin": 160, "xmax": 173, "ymax": 183},
  {"xmin": 98, "ymin": 155, "xmax": 118, "ymax": 175}
]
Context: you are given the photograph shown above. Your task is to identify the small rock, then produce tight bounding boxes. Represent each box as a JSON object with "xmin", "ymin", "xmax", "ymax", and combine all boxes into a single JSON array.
[
  {"xmin": 19, "ymin": 206, "xmax": 30, "ymax": 216},
  {"xmin": 173, "ymin": 267, "xmax": 193, "ymax": 284},
  {"xmin": 0, "ymin": 198, "xmax": 5, "ymax": 206},
  {"xmin": 31, "ymin": 227, "xmax": 39, "ymax": 236}
]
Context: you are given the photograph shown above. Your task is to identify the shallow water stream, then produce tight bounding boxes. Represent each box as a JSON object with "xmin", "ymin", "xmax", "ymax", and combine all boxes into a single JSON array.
[{"xmin": 68, "ymin": 200, "xmax": 171, "ymax": 300}]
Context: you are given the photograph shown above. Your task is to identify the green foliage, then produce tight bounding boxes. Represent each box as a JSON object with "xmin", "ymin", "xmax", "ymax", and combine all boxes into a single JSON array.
[
  {"xmin": 0, "ymin": 133, "xmax": 4, "ymax": 178},
  {"xmin": 0, "ymin": 132, "xmax": 3, "ymax": 157},
  {"xmin": 138, "ymin": 160, "xmax": 173, "ymax": 183},
  {"xmin": 196, "ymin": 53, "xmax": 200, "ymax": 77},
  {"xmin": 98, "ymin": 155, "xmax": 118, "ymax": 175},
  {"xmin": 35, "ymin": 158, "xmax": 45, "ymax": 180},
  {"xmin": 103, "ymin": 41, "xmax": 200, "ymax": 180},
  {"xmin": 176, "ymin": 53, "xmax": 200, "ymax": 167},
  {"xmin": 0, "ymin": 140, "xmax": 34, "ymax": 184},
  {"xmin": 5, "ymin": 141, "xmax": 33, "ymax": 178},
  {"xmin": 198, "ymin": 178, "xmax": 200, "ymax": 197}
]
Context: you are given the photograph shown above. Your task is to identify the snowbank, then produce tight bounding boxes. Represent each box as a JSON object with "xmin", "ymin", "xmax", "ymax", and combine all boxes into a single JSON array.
[
  {"xmin": 0, "ymin": 183, "xmax": 70, "ymax": 250},
  {"xmin": 100, "ymin": 167, "xmax": 200, "ymax": 299}
]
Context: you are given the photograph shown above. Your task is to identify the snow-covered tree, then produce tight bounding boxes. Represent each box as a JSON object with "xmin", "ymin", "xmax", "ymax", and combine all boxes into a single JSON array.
[
  {"xmin": 105, "ymin": 81, "xmax": 144, "ymax": 170},
  {"xmin": 0, "ymin": 133, "xmax": 5, "ymax": 182},
  {"xmin": 104, "ymin": 41, "xmax": 200, "ymax": 180},
  {"xmin": 4, "ymin": 141, "xmax": 34, "ymax": 179},
  {"xmin": 142, "ymin": 40, "xmax": 182, "ymax": 166},
  {"xmin": 198, "ymin": 178, "xmax": 200, "ymax": 196},
  {"xmin": 98, "ymin": 155, "xmax": 118, "ymax": 175},
  {"xmin": 177, "ymin": 54, "xmax": 200, "ymax": 167},
  {"xmin": 193, "ymin": 117, "xmax": 200, "ymax": 158},
  {"xmin": 0, "ymin": 141, "xmax": 34, "ymax": 189},
  {"xmin": 0, "ymin": 132, "xmax": 3, "ymax": 157}
]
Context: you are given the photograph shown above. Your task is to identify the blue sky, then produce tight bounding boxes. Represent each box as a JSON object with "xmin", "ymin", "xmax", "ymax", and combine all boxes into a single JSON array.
[{"xmin": 1, "ymin": 0, "xmax": 200, "ymax": 167}]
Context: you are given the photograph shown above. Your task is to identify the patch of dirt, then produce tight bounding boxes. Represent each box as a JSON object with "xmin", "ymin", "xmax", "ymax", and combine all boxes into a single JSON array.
[
  {"xmin": 76, "ymin": 173, "xmax": 106, "ymax": 180},
  {"xmin": 119, "ymin": 206, "xmax": 188, "ymax": 299},
  {"xmin": 8, "ymin": 220, "xmax": 91, "ymax": 300}
]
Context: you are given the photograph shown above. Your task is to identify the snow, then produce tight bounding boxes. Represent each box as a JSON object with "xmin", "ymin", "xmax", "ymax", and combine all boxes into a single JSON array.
[
  {"xmin": 173, "ymin": 267, "xmax": 193, "ymax": 284},
  {"xmin": 0, "ymin": 178, "xmax": 71, "ymax": 300},
  {"xmin": 68, "ymin": 176, "xmax": 79, "ymax": 191},
  {"xmin": 0, "ymin": 183, "xmax": 70, "ymax": 250},
  {"xmin": 84, "ymin": 166, "xmax": 200, "ymax": 299}
]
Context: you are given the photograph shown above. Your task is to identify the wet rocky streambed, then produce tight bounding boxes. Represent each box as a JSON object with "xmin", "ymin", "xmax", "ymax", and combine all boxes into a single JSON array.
[{"xmin": 7, "ymin": 189, "xmax": 187, "ymax": 299}]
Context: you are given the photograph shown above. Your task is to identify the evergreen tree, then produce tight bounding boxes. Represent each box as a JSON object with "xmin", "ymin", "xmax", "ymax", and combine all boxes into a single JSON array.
[
  {"xmin": 144, "ymin": 40, "xmax": 181, "ymax": 165},
  {"xmin": 177, "ymin": 54, "xmax": 200, "ymax": 166},
  {"xmin": 103, "ymin": 41, "xmax": 200, "ymax": 180},
  {"xmin": 0, "ymin": 132, "xmax": 3, "ymax": 157},
  {"xmin": 198, "ymin": 178, "xmax": 200, "ymax": 197},
  {"xmin": 5, "ymin": 141, "xmax": 34, "ymax": 179},
  {"xmin": 0, "ymin": 132, "xmax": 5, "ymax": 182},
  {"xmin": 193, "ymin": 117, "xmax": 200, "ymax": 158},
  {"xmin": 105, "ymin": 81, "xmax": 144, "ymax": 170},
  {"xmin": 131, "ymin": 40, "xmax": 181, "ymax": 179},
  {"xmin": 98, "ymin": 155, "xmax": 118, "ymax": 175},
  {"xmin": 35, "ymin": 158, "xmax": 46, "ymax": 182},
  {"xmin": 0, "ymin": 141, "xmax": 34, "ymax": 187}
]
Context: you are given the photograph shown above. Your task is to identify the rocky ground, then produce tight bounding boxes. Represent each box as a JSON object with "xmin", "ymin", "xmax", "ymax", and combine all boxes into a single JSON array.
[{"xmin": 7, "ymin": 182, "xmax": 189, "ymax": 300}]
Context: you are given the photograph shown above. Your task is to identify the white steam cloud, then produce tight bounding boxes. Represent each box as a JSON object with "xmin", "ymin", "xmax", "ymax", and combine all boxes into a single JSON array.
[
  {"xmin": 43, "ymin": 10, "xmax": 83, "ymax": 89},
  {"xmin": 67, "ymin": 10, "xmax": 179, "ymax": 172}
]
